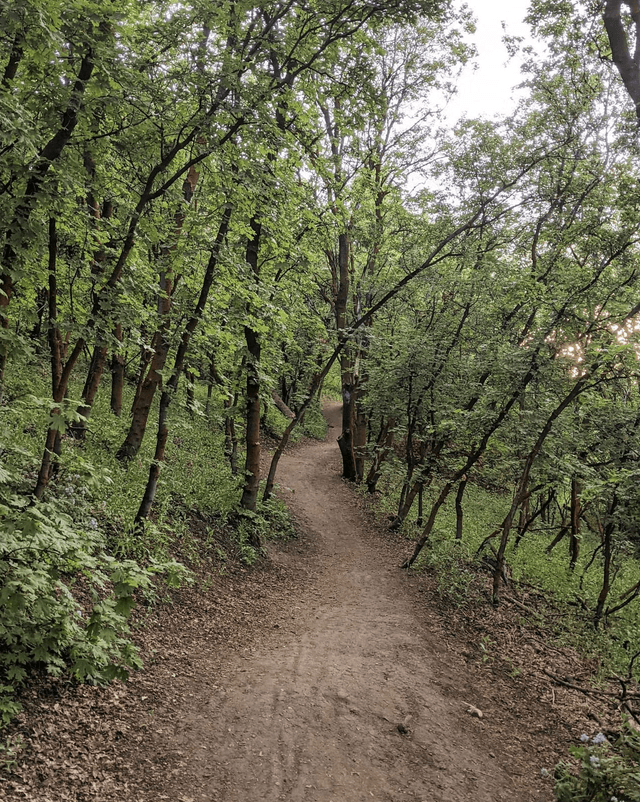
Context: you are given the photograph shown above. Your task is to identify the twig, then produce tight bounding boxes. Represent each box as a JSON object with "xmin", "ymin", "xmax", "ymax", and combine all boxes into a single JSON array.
[
  {"xmin": 543, "ymin": 669, "xmax": 640, "ymax": 701},
  {"xmin": 503, "ymin": 595, "xmax": 544, "ymax": 618}
]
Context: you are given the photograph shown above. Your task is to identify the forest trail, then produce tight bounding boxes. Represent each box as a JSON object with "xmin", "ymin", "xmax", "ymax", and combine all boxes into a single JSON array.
[{"xmin": 164, "ymin": 402, "xmax": 546, "ymax": 802}]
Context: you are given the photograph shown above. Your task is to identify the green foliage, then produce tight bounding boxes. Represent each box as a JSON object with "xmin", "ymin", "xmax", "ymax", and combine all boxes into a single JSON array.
[
  {"xmin": 0, "ymin": 477, "xmax": 188, "ymax": 724},
  {"xmin": 300, "ymin": 401, "xmax": 328, "ymax": 441},
  {"xmin": 374, "ymin": 458, "xmax": 640, "ymax": 679},
  {"xmin": 554, "ymin": 726, "xmax": 640, "ymax": 802},
  {"xmin": 233, "ymin": 496, "xmax": 298, "ymax": 565},
  {"xmin": 412, "ymin": 535, "xmax": 478, "ymax": 606}
]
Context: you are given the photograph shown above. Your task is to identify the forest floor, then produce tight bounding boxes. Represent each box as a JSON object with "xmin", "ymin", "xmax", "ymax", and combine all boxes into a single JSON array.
[{"xmin": 1, "ymin": 402, "xmax": 610, "ymax": 802}]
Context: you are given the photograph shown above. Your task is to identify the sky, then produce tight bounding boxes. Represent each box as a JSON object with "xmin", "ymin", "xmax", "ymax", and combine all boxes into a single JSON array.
[{"xmin": 444, "ymin": 0, "xmax": 534, "ymax": 123}]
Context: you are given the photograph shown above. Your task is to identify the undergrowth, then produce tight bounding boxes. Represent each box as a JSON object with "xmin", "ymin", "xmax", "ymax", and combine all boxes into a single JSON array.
[
  {"xmin": 0, "ymin": 353, "xmax": 300, "ymax": 727},
  {"xmin": 368, "ymin": 458, "xmax": 640, "ymax": 799},
  {"xmin": 263, "ymin": 397, "xmax": 328, "ymax": 442},
  {"xmin": 372, "ymin": 463, "xmax": 640, "ymax": 680}
]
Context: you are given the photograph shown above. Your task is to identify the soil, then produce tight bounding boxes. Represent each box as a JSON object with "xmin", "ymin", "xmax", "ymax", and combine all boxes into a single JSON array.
[{"xmin": 1, "ymin": 402, "xmax": 610, "ymax": 802}]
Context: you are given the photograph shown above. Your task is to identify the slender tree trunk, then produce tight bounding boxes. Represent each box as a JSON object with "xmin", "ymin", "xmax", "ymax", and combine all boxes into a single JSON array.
[
  {"xmin": 131, "ymin": 339, "xmax": 151, "ymax": 414},
  {"xmin": 337, "ymin": 355, "xmax": 359, "ymax": 480},
  {"xmin": 225, "ymin": 394, "xmax": 239, "ymax": 476},
  {"xmin": 0, "ymin": 48, "xmax": 97, "ymax": 391},
  {"xmin": 455, "ymin": 475, "xmax": 467, "ymax": 541},
  {"xmin": 492, "ymin": 376, "xmax": 589, "ymax": 605},
  {"xmin": 33, "ymin": 219, "xmax": 82, "ymax": 498},
  {"xmin": 271, "ymin": 390, "xmax": 295, "ymax": 419},
  {"xmin": 545, "ymin": 521, "xmax": 570, "ymax": 554},
  {"xmin": 366, "ymin": 417, "xmax": 395, "ymax": 493},
  {"xmin": 397, "ymin": 376, "xmax": 416, "ymax": 518},
  {"xmin": 391, "ymin": 477, "xmax": 430, "ymax": 530},
  {"xmin": 30, "ymin": 287, "xmax": 48, "ymax": 344},
  {"xmin": 134, "ymin": 203, "xmax": 232, "ymax": 525},
  {"xmin": 110, "ymin": 323, "xmax": 125, "ymax": 416},
  {"xmin": 117, "ymin": 271, "xmax": 174, "ymax": 460},
  {"xmin": 594, "ymin": 522, "xmax": 613, "ymax": 628},
  {"xmin": 69, "ymin": 343, "xmax": 108, "ymax": 437},
  {"xmin": 395, "ymin": 483, "xmax": 408, "ymax": 525},
  {"xmin": 594, "ymin": 495, "xmax": 617, "ymax": 628},
  {"xmin": 517, "ymin": 493, "xmax": 530, "ymax": 540},
  {"xmin": 403, "ymin": 483, "xmax": 453, "ymax": 568},
  {"xmin": 134, "ymin": 390, "xmax": 170, "ymax": 526},
  {"xmin": 206, "ymin": 363, "xmax": 215, "ymax": 418},
  {"xmin": 68, "ymin": 159, "xmax": 115, "ymax": 438},
  {"xmin": 570, "ymin": 478, "xmax": 581, "ymax": 570},
  {"xmin": 185, "ymin": 368, "xmax": 196, "ymax": 416},
  {"xmin": 334, "ymin": 232, "xmax": 358, "ymax": 481},
  {"xmin": 240, "ymin": 220, "xmax": 263, "ymax": 512},
  {"xmin": 353, "ymin": 388, "xmax": 367, "ymax": 482}
]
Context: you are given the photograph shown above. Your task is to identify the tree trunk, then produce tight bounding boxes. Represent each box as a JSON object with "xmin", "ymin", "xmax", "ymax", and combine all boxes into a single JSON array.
[
  {"xmin": 131, "ymin": 340, "xmax": 152, "ymax": 414},
  {"xmin": 110, "ymin": 323, "xmax": 125, "ymax": 416},
  {"xmin": 545, "ymin": 521, "xmax": 569, "ymax": 554},
  {"xmin": 134, "ymin": 390, "xmax": 170, "ymax": 526},
  {"xmin": 569, "ymin": 478, "xmax": 581, "ymax": 570},
  {"xmin": 186, "ymin": 368, "xmax": 196, "ymax": 416},
  {"xmin": 604, "ymin": 0, "xmax": 640, "ymax": 121},
  {"xmin": 333, "ymin": 231, "xmax": 358, "ymax": 481},
  {"xmin": 68, "ymin": 158, "xmax": 116, "ymax": 439},
  {"xmin": 240, "ymin": 219, "xmax": 263, "ymax": 512},
  {"xmin": 366, "ymin": 417, "xmax": 395, "ymax": 493},
  {"xmin": 416, "ymin": 483, "xmax": 424, "ymax": 528},
  {"xmin": 225, "ymin": 394, "xmax": 239, "ymax": 476},
  {"xmin": 117, "ymin": 271, "xmax": 174, "ymax": 460},
  {"xmin": 391, "ymin": 477, "xmax": 430, "ymax": 530},
  {"xmin": 134, "ymin": 203, "xmax": 232, "ymax": 524},
  {"xmin": 272, "ymin": 390, "xmax": 295, "ymax": 419},
  {"xmin": 353, "ymin": 378, "xmax": 368, "ymax": 482},
  {"xmin": 33, "ymin": 219, "xmax": 82, "ymax": 498},
  {"xmin": 0, "ymin": 48, "xmax": 97, "ymax": 390},
  {"xmin": 455, "ymin": 476, "xmax": 467, "ymax": 541},
  {"xmin": 403, "ymin": 483, "xmax": 453, "ymax": 568},
  {"xmin": 30, "ymin": 287, "xmax": 48, "ymax": 344},
  {"xmin": 69, "ymin": 342, "xmax": 108, "ymax": 437},
  {"xmin": 517, "ymin": 493, "xmax": 530, "ymax": 540},
  {"xmin": 337, "ymin": 379, "xmax": 358, "ymax": 481},
  {"xmin": 594, "ymin": 495, "xmax": 617, "ymax": 628}
]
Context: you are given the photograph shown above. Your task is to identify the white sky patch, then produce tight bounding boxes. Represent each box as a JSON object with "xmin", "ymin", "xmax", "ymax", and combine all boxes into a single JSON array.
[{"xmin": 444, "ymin": 0, "xmax": 533, "ymax": 123}]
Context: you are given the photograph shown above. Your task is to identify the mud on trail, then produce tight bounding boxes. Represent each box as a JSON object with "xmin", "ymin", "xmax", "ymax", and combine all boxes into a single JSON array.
[{"xmin": 4, "ymin": 402, "xmax": 576, "ymax": 802}]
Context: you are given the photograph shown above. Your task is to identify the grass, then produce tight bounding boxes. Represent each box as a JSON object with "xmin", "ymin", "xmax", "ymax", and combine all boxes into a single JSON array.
[{"xmin": 370, "ymin": 458, "xmax": 640, "ymax": 681}]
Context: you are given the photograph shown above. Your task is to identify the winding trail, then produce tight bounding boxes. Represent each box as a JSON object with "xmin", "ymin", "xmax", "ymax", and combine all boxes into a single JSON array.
[{"xmin": 168, "ymin": 403, "xmax": 543, "ymax": 802}]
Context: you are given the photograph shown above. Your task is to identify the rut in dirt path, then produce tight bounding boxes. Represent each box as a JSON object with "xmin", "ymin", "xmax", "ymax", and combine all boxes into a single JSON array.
[{"xmin": 170, "ymin": 402, "xmax": 540, "ymax": 802}]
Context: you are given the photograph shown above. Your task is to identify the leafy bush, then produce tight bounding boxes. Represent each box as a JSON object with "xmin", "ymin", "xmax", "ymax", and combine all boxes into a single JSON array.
[
  {"xmin": 0, "ymin": 470, "xmax": 187, "ymax": 725},
  {"xmin": 554, "ymin": 726, "xmax": 640, "ymax": 802}
]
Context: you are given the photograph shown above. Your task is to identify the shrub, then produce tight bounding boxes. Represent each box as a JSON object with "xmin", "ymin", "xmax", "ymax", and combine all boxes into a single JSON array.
[{"xmin": 554, "ymin": 725, "xmax": 640, "ymax": 802}]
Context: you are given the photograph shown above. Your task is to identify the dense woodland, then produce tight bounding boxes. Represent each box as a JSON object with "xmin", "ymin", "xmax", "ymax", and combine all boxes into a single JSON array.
[{"xmin": 4, "ymin": 0, "xmax": 640, "ymax": 795}]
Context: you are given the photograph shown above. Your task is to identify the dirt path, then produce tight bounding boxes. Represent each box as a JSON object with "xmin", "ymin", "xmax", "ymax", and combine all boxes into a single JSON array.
[{"xmin": 164, "ymin": 403, "xmax": 547, "ymax": 802}]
